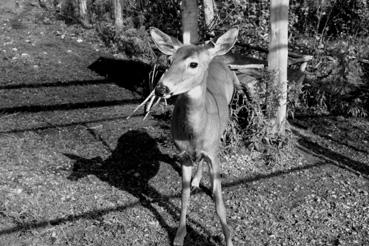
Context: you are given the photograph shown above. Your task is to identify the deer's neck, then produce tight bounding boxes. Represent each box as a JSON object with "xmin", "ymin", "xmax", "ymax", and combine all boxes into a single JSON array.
[
  {"xmin": 174, "ymin": 74, "xmax": 208, "ymax": 136},
  {"xmin": 185, "ymin": 84, "xmax": 206, "ymax": 106},
  {"xmin": 183, "ymin": 74, "xmax": 207, "ymax": 115}
]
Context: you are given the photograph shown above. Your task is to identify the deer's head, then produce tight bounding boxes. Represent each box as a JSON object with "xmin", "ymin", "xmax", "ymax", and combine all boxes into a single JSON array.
[{"xmin": 150, "ymin": 27, "xmax": 238, "ymax": 98}]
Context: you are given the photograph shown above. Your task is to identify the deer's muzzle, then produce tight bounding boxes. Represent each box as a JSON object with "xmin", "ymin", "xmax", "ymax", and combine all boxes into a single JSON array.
[{"xmin": 155, "ymin": 84, "xmax": 171, "ymax": 98}]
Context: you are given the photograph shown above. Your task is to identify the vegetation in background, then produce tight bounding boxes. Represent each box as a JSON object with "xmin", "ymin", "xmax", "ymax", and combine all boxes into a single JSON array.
[
  {"xmin": 48, "ymin": 0, "xmax": 369, "ymax": 154},
  {"xmin": 223, "ymin": 69, "xmax": 291, "ymax": 164},
  {"xmin": 215, "ymin": 0, "xmax": 369, "ymax": 118}
]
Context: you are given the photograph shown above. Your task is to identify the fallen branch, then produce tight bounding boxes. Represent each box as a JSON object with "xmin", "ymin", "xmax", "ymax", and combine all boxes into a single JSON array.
[{"xmin": 229, "ymin": 64, "xmax": 265, "ymax": 70}]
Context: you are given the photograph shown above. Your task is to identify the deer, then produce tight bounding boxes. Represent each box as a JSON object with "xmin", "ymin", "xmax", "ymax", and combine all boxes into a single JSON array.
[{"xmin": 149, "ymin": 27, "xmax": 239, "ymax": 246}]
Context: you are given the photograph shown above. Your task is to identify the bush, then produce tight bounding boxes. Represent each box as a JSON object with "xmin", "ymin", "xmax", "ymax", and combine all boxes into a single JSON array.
[
  {"xmin": 299, "ymin": 37, "xmax": 369, "ymax": 117},
  {"xmin": 97, "ymin": 22, "xmax": 156, "ymax": 63},
  {"xmin": 290, "ymin": 0, "xmax": 369, "ymax": 37},
  {"xmin": 224, "ymin": 69, "xmax": 290, "ymax": 154}
]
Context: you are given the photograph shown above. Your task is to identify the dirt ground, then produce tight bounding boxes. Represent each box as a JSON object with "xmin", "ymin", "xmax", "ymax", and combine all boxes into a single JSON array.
[{"xmin": 0, "ymin": 2, "xmax": 369, "ymax": 246}]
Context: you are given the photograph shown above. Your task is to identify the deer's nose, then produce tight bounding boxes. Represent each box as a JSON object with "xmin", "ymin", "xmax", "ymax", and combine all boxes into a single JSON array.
[{"xmin": 155, "ymin": 84, "xmax": 170, "ymax": 97}]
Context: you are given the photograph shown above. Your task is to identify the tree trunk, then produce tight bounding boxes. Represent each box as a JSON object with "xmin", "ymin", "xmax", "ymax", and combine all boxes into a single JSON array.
[
  {"xmin": 182, "ymin": 0, "xmax": 199, "ymax": 44},
  {"xmin": 78, "ymin": 0, "xmax": 91, "ymax": 28},
  {"xmin": 203, "ymin": 0, "xmax": 216, "ymax": 35},
  {"xmin": 113, "ymin": 0, "xmax": 123, "ymax": 29},
  {"xmin": 267, "ymin": 0, "xmax": 289, "ymax": 135}
]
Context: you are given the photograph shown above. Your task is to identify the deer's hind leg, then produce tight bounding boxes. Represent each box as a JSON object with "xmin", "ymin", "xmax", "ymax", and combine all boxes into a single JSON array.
[{"xmin": 203, "ymin": 153, "xmax": 233, "ymax": 246}]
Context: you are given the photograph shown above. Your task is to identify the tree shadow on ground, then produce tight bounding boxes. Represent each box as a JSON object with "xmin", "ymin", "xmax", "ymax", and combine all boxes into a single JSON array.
[
  {"xmin": 291, "ymin": 116, "xmax": 369, "ymax": 155},
  {"xmin": 293, "ymin": 129, "xmax": 369, "ymax": 178},
  {"xmin": 0, "ymin": 128, "xmax": 345, "ymax": 244},
  {"xmin": 0, "ymin": 57, "xmax": 164, "ymax": 115},
  {"xmin": 66, "ymin": 129, "xmax": 218, "ymax": 246},
  {"xmin": 88, "ymin": 57, "xmax": 165, "ymax": 97},
  {"xmin": 0, "ymin": 98, "xmax": 141, "ymax": 115}
]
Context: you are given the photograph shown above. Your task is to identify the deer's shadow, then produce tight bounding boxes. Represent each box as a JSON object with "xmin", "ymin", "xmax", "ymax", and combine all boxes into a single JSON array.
[{"xmin": 66, "ymin": 129, "xmax": 217, "ymax": 246}]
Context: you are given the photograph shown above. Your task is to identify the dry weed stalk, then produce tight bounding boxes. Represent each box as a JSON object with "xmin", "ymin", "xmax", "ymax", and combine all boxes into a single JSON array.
[{"xmin": 126, "ymin": 88, "xmax": 167, "ymax": 120}]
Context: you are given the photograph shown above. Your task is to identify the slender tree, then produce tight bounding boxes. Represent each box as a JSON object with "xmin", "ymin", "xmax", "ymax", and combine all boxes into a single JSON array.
[
  {"xmin": 182, "ymin": 0, "xmax": 199, "ymax": 44},
  {"xmin": 113, "ymin": 0, "xmax": 124, "ymax": 29},
  {"xmin": 203, "ymin": 0, "xmax": 216, "ymax": 35},
  {"xmin": 78, "ymin": 0, "xmax": 89, "ymax": 27},
  {"xmin": 267, "ymin": 0, "xmax": 289, "ymax": 135}
]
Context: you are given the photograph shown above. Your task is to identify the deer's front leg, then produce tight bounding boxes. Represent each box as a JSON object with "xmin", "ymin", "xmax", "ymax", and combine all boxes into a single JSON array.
[
  {"xmin": 174, "ymin": 160, "xmax": 192, "ymax": 246},
  {"xmin": 191, "ymin": 159, "xmax": 204, "ymax": 190}
]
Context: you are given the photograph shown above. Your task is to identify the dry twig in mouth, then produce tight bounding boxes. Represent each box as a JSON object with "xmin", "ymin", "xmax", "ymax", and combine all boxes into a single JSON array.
[
  {"xmin": 127, "ymin": 89, "xmax": 167, "ymax": 120},
  {"xmin": 143, "ymin": 92, "xmax": 156, "ymax": 119},
  {"xmin": 143, "ymin": 96, "xmax": 162, "ymax": 120},
  {"xmin": 126, "ymin": 89, "xmax": 156, "ymax": 120},
  {"xmin": 149, "ymin": 64, "xmax": 158, "ymax": 91}
]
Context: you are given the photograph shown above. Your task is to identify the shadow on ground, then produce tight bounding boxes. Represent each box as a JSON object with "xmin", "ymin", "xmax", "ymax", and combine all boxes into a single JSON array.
[
  {"xmin": 293, "ymin": 129, "xmax": 369, "ymax": 178},
  {"xmin": 0, "ymin": 97, "xmax": 141, "ymax": 115},
  {"xmin": 88, "ymin": 57, "xmax": 165, "ymax": 97},
  {"xmin": 66, "ymin": 129, "xmax": 218, "ymax": 246},
  {"xmin": 291, "ymin": 116, "xmax": 369, "ymax": 155},
  {"xmin": 0, "ymin": 57, "xmax": 165, "ymax": 115},
  {"xmin": 0, "ymin": 127, "xmax": 347, "ymax": 244}
]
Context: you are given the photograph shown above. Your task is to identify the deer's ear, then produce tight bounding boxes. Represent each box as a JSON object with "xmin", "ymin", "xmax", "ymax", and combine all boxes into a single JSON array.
[
  {"xmin": 208, "ymin": 27, "xmax": 238, "ymax": 57},
  {"xmin": 150, "ymin": 27, "xmax": 182, "ymax": 56}
]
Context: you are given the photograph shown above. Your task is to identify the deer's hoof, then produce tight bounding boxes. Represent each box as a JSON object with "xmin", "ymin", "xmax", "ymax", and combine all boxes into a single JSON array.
[
  {"xmin": 173, "ymin": 226, "xmax": 187, "ymax": 246},
  {"xmin": 224, "ymin": 226, "xmax": 233, "ymax": 246},
  {"xmin": 190, "ymin": 185, "xmax": 200, "ymax": 193},
  {"xmin": 191, "ymin": 179, "xmax": 200, "ymax": 189}
]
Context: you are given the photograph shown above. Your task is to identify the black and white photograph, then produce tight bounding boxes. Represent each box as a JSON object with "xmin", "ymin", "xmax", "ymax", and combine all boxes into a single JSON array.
[{"xmin": 0, "ymin": 0, "xmax": 368, "ymax": 245}]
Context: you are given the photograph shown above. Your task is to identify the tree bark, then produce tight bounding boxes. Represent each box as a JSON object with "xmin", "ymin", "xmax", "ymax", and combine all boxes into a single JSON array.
[
  {"xmin": 113, "ymin": 0, "xmax": 123, "ymax": 29},
  {"xmin": 203, "ymin": 0, "xmax": 216, "ymax": 35},
  {"xmin": 78, "ymin": 0, "xmax": 91, "ymax": 28},
  {"xmin": 182, "ymin": 0, "xmax": 199, "ymax": 44},
  {"xmin": 267, "ymin": 0, "xmax": 289, "ymax": 135}
]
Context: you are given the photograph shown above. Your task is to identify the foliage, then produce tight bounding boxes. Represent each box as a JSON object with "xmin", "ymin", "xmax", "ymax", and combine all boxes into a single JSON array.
[
  {"xmin": 289, "ymin": 0, "xmax": 369, "ymax": 118},
  {"xmin": 224, "ymin": 70, "xmax": 289, "ymax": 157},
  {"xmin": 287, "ymin": 71, "xmax": 305, "ymax": 119},
  {"xmin": 214, "ymin": 0, "xmax": 270, "ymax": 47},
  {"xmin": 48, "ymin": 0, "xmax": 369, "ymax": 118},
  {"xmin": 51, "ymin": 0, "xmax": 181, "ymax": 62},
  {"xmin": 141, "ymin": 0, "xmax": 182, "ymax": 38},
  {"xmin": 89, "ymin": 0, "xmax": 113, "ymax": 22},
  {"xmin": 299, "ymin": 37, "xmax": 369, "ymax": 117},
  {"xmin": 97, "ymin": 22, "xmax": 156, "ymax": 63},
  {"xmin": 290, "ymin": 0, "xmax": 369, "ymax": 38}
]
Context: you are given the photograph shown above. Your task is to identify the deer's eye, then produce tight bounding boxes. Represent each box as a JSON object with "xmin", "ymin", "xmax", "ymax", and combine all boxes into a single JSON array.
[{"xmin": 189, "ymin": 62, "xmax": 198, "ymax": 68}]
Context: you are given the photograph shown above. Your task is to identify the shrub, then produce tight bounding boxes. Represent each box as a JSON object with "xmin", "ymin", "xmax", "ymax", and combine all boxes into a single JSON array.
[
  {"xmin": 299, "ymin": 37, "xmax": 369, "ymax": 117},
  {"xmin": 223, "ymin": 69, "xmax": 290, "ymax": 154},
  {"xmin": 97, "ymin": 22, "xmax": 156, "ymax": 63}
]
